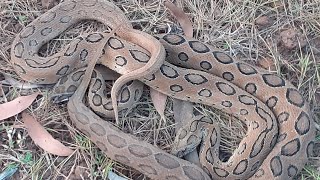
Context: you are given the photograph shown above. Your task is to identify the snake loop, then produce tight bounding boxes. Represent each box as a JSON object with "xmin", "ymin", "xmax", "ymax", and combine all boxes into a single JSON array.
[{"xmin": 10, "ymin": 0, "xmax": 315, "ymax": 179}]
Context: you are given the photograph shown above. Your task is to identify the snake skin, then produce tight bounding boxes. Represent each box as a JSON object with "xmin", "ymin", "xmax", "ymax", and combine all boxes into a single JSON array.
[{"xmin": 10, "ymin": 0, "xmax": 315, "ymax": 179}]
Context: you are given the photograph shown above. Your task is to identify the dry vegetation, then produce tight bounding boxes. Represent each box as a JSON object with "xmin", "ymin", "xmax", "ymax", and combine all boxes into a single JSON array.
[{"xmin": 1, "ymin": 0, "xmax": 320, "ymax": 179}]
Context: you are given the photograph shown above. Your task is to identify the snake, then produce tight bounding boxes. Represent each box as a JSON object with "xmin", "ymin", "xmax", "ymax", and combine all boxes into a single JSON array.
[{"xmin": 10, "ymin": 0, "xmax": 315, "ymax": 179}]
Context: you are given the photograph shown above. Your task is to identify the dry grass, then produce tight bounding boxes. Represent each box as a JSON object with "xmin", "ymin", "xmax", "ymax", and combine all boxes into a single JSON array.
[{"xmin": 1, "ymin": 0, "xmax": 320, "ymax": 179}]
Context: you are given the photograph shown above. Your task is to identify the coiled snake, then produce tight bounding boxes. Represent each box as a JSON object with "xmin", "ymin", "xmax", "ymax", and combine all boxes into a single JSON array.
[{"xmin": 10, "ymin": 0, "xmax": 315, "ymax": 179}]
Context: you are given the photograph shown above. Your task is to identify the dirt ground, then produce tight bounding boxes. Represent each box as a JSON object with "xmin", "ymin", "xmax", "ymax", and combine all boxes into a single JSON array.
[{"xmin": 1, "ymin": 0, "xmax": 320, "ymax": 179}]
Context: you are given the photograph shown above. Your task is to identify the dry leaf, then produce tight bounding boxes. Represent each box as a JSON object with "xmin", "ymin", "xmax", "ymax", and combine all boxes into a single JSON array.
[
  {"xmin": 0, "ymin": 93, "xmax": 39, "ymax": 120},
  {"xmin": 150, "ymin": 88, "xmax": 167, "ymax": 120},
  {"xmin": 22, "ymin": 112, "xmax": 73, "ymax": 156},
  {"xmin": 164, "ymin": 0, "xmax": 193, "ymax": 38}
]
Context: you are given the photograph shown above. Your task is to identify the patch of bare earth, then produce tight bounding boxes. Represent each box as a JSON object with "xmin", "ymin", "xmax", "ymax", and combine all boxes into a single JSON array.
[{"xmin": 1, "ymin": 0, "xmax": 319, "ymax": 179}]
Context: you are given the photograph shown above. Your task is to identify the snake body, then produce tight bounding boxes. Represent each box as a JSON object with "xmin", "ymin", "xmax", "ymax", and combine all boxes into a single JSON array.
[{"xmin": 10, "ymin": 0, "xmax": 315, "ymax": 179}]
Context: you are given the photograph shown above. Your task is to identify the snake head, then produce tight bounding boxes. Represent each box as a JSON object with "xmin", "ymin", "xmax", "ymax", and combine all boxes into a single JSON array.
[{"xmin": 171, "ymin": 116, "xmax": 217, "ymax": 159}]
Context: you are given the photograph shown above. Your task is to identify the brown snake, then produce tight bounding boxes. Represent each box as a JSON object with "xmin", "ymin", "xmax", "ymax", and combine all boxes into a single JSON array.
[{"xmin": 10, "ymin": 0, "xmax": 315, "ymax": 179}]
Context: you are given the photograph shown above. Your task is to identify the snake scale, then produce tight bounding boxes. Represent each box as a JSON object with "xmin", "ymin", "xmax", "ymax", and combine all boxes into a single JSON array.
[{"xmin": 10, "ymin": 0, "xmax": 315, "ymax": 179}]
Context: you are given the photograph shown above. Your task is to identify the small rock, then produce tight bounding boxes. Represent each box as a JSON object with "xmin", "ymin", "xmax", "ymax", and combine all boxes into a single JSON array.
[
  {"xmin": 280, "ymin": 29, "xmax": 307, "ymax": 50},
  {"xmin": 255, "ymin": 16, "xmax": 270, "ymax": 27}
]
